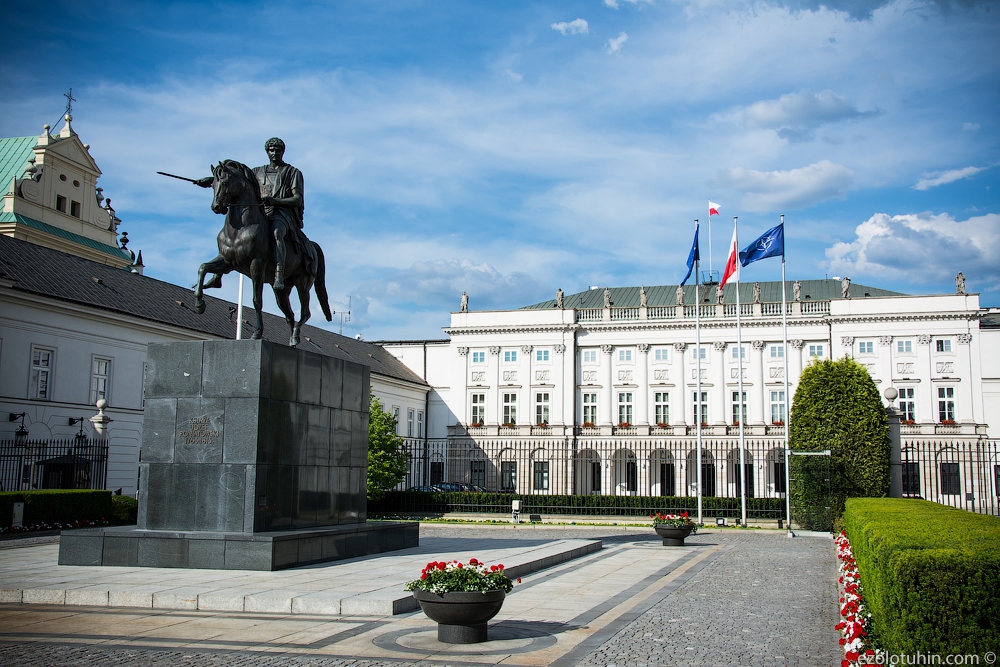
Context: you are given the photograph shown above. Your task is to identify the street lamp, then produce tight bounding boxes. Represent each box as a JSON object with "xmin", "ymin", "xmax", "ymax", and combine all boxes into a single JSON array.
[{"xmin": 8, "ymin": 412, "xmax": 29, "ymax": 441}]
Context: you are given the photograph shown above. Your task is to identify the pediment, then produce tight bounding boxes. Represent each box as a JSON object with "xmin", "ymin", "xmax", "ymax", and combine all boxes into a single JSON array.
[{"xmin": 41, "ymin": 135, "xmax": 102, "ymax": 176}]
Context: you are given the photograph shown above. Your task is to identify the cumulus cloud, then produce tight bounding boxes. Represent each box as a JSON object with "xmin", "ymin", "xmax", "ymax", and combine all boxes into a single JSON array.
[
  {"xmin": 606, "ymin": 32, "xmax": 629, "ymax": 54},
  {"xmin": 825, "ymin": 211, "xmax": 1000, "ymax": 290},
  {"xmin": 604, "ymin": 0, "xmax": 655, "ymax": 8},
  {"xmin": 551, "ymin": 18, "xmax": 589, "ymax": 35},
  {"xmin": 742, "ymin": 90, "xmax": 878, "ymax": 142},
  {"xmin": 761, "ymin": 0, "xmax": 993, "ymax": 21},
  {"xmin": 912, "ymin": 166, "xmax": 985, "ymax": 190},
  {"xmin": 716, "ymin": 160, "xmax": 855, "ymax": 211}
]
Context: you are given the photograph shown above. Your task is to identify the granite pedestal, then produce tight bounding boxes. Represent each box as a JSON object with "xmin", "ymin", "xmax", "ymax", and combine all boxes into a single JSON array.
[{"xmin": 59, "ymin": 340, "xmax": 418, "ymax": 570}]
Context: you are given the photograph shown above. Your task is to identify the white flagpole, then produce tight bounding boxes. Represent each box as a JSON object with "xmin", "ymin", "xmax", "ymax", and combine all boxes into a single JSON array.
[
  {"xmin": 236, "ymin": 274, "xmax": 244, "ymax": 340},
  {"xmin": 780, "ymin": 214, "xmax": 793, "ymax": 535},
  {"xmin": 694, "ymin": 220, "xmax": 703, "ymax": 526},
  {"xmin": 708, "ymin": 203, "xmax": 714, "ymax": 281},
  {"xmin": 734, "ymin": 216, "xmax": 748, "ymax": 527}
]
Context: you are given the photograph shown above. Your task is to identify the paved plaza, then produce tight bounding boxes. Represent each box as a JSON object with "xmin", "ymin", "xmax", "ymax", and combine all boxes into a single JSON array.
[{"xmin": 0, "ymin": 524, "xmax": 838, "ymax": 666}]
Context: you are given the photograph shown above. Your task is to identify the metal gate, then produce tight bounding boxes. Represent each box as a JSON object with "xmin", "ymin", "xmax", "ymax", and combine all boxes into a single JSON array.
[{"xmin": 788, "ymin": 449, "xmax": 832, "ymax": 532}]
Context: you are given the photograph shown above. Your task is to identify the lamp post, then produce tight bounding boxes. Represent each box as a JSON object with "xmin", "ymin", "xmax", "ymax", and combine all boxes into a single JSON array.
[{"xmin": 8, "ymin": 412, "xmax": 28, "ymax": 441}]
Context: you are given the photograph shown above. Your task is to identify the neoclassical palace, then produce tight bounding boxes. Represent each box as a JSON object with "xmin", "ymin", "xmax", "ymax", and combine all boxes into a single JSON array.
[{"xmin": 382, "ymin": 282, "xmax": 1000, "ymax": 515}]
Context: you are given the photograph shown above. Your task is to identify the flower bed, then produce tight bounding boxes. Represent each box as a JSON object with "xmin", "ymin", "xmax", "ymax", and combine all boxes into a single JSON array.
[
  {"xmin": 0, "ymin": 517, "xmax": 109, "ymax": 535},
  {"xmin": 835, "ymin": 531, "xmax": 877, "ymax": 666}
]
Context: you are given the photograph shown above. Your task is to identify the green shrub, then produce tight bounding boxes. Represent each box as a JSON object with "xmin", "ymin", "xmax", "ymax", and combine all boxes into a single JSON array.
[
  {"xmin": 844, "ymin": 498, "xmax": 1000, "ymax": 653},
  {"xmin": 0, "ymin": 490, "xmax": 114, "ymax": 528},
  {"xmin": 790, "ymin": 357, "xmax": 889, "ymax": 523},
  {"xmin": 111, "ymin": 495, "xmax": 138, "ymax": 525}
]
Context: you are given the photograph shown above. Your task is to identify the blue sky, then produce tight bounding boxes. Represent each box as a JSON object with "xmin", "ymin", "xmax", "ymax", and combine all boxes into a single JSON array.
[{"xmin": 2, "ymin": 0, "xmax": 998, "ymax": 340}]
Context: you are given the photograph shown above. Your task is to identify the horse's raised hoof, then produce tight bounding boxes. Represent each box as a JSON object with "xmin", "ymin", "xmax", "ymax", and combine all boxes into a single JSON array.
[
  {"xmin": 251, "ymin": 331, "xmax": 263, "ymax": 340},
  {"xmin": 194, "ymin": 298, "xmax": 206, "ymax": 315}
]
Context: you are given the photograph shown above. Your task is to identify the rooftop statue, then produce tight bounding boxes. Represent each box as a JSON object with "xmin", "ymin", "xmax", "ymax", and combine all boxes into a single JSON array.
[
  {"xmin": 842, "ymin": 276, "xmax": 851, "ymax": 299},
  {"xmin": 555, "ymin": 288, "xmax": 564, "ymax": 309},
  {"xmin": 793, "ymin": 280, "xmax": 801, "ymax": 302},
  {"xmin": 956, "ymin": 272, "xmax": 966, "ymax": 295},
  {"xmin": 460, "ymin": 291, "xmax": 469, "ymax": 312}
]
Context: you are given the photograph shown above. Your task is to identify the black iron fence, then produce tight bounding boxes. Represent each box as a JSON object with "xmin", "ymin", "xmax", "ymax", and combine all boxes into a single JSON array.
[
  {"xmin": 0, "ymin": 438, "xmax": 109, "ymax": 493},
  {"xmin": 901, "ymin": 439, "xmax": 1000, "ymax": 516}
]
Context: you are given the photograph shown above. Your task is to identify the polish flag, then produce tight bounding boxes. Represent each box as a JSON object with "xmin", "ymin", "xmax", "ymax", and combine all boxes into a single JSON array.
[
  {"xmin": 708, "ymin": 201, "xmax": 721, "ymax": 216},
  {"xmin": 720, "ymin": 222, "xmax": 740, "ymax": 287}
]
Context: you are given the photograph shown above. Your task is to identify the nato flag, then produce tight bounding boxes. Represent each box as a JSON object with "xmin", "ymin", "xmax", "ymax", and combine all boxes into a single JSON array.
[
  {"xmin": 739, "ymin": 223, "xmax": 784, "ymax": 267},
  {"xmin": 680, "ymin": 223, "xmax": 700, "ymax": 286}
]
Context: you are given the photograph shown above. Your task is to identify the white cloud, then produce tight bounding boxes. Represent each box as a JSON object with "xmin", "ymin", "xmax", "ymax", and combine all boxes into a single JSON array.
[
  {"xmin": 716, "ymin": 160, "xmax": 855, "ymax": 211},
  {"xmin": 604, "ymin": 0, "xmax": 655, "ymax": 8},
  {"xmin": 506, "ymin": 69, "xmax": 523, "ymax": 82},
  {"xmin": 606, "ymin": 32, "xmax": 629, "ymax": 54},
  {"xmin": 742, "ymin": 89, "xmax": 878, "ymax": 142},
  {"xmin": 551, "ymin": 19, "xmax": 589, "ymax": 35},
  {"xmin": 963, "ymin": 122, "xmax": 981, "ymax": 131},
  {"xmin": 912, "ymin": 166, "xmax": 984, "ymax": 190},
  {"xmin": 825, "ymin": 211, "xmax": 1000, "ymax": 290}
]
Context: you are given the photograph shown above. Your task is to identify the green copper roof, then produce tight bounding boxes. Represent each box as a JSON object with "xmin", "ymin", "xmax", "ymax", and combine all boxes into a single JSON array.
[
  {"xmin": 0, "ymin": 211, "xmax": 131, "ymax": 261},
  {"xmin": 0, "ymin": 136, "xmax": 38, "ymax": 193},
  {"xmin": 523, "ymin": 280, "xmax": 907, "ymax": 309}
]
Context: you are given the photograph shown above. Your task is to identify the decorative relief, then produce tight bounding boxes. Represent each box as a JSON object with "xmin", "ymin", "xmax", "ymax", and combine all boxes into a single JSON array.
[
  {"xmin": 503, "ymin": 371, "xmax": 517, "ymax": 382},
  {"xmin": 917, "ymin": 335, "xmax": 932, "ymax": 345},
  {"xmin": 866, "ymin": 363, "xmax": 876, "ymax": 373},
  {"xmin": 653, "ymin": 369, "xmax": 669, "ymax": 381},
  {"xmin": 637, "ymin": 343, "xmax": 650, "ymax": 353},
  {"xmin": 896, "ymin": 363, "xmax": 914, "ymax": 374},
  {"xmin": 841, "ymin": 336, "xmax": 855, "ymax": 347},
  {"xmin": 600, "ymin": 344, "xmax": 614, "ymax": 354},
  {"xmin": 554, "ymin": 344, "xmax": 566, "ymax": 354},
  {"xmin": 618, "ymin": 370, "xmax": 633, "ymax": 382},
  {"xmin": 673, "ymin": 342, "xmax": 688, "ymax": 352},
  {"xmin": 790, "ymin": 339, "xmax": 804, "ymax": 349},
  {"xmin": 730, "ymin": 367, "xmax": 747, "ymax": 379},
  {"xmin": 535, "ymin": 370, "xmax": 550, "ymax": 381},
  {"xmin": 457, "ymin": 347, "xmax": 469, "ymax": 356},
  {"xmin": 935, "ymin": 362, "xmax": 954, "ymax": 374},
  {"xmin": 751, "ymin": 340, "xmax": 765, "ymax": 350},
  {"xmin": 521, "ymin": 345, "xmax": 533, "ymax": 354},
  {"xmin": 713, "ymin": 341, "xmax": 727, "ymax": 351},
  {"xmin": 582, "ymin": 371, "xmax": 597, "ymax": 382},
  {"xmin": 470, "ymin": 371, "xmax": 485, "ymax": 382},
  {"xmin": 489, "ymin": 346, "xmax": 501, "ymax": 355},
  {"xmin": 957, "ymin": 334, "xmax": 972, "ymax": 345},
  {"xmin": 878, "ymin": 336, "xmax": 893, "ymax": 347},
  {"xmin": 769, "ymin": 367, "xmax": 784, "ymax": 379},
  {"xmin": 691, "ymin": 368, "xmax": 707, "ymax": 380}
]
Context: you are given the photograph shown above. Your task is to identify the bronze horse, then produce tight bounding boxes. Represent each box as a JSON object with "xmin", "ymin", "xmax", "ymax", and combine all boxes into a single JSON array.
[{"xmin": 193, "ymin": 159, "xmax": 332, "ymax": 346}]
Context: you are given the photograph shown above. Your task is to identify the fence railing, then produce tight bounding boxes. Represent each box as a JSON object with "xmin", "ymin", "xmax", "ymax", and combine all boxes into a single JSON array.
[
  {"xmin": 0, "ymin": 438, "xmax": 109, "ymax": 492},
  {"xmin": 901, "ymin": 439, "xmax": 1000, "ymax": 515}
]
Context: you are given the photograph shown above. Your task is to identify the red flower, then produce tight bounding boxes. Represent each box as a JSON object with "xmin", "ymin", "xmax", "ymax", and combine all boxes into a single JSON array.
[{"xmin": 516, "ymin": 577, "xmax": 521, "ymax": 583}]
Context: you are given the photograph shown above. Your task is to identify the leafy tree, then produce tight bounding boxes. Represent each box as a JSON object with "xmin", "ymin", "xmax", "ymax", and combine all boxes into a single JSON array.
[
  {"xmin": 789, "ymin": 357, "xmax": 890, "ymax": 522},
  {"xmin": 367, "ymin": 393, "xmax": 409, "ymax": 501}
]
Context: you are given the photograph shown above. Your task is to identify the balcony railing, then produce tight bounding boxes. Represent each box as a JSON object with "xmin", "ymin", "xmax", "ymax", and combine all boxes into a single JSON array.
[{"xmin": 573, "ymin": 300, "xmax": 829, "ymax": 323}]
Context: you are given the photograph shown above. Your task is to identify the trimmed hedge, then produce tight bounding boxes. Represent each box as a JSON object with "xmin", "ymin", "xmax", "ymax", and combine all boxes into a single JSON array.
[
  {"xmin": 0, "ymin": 490, "xmax": 115, "ymax": 528},
  {"xmin": 369, "ymin": 492, "xmax": 784, "ymax": 518},
  {"xmin": 843, "ymin": 498, "xmax": 1000, "ymax": 653},
  {"xmin": 111, "ymin": 495, "xmax": 138, "ymax": 525}
]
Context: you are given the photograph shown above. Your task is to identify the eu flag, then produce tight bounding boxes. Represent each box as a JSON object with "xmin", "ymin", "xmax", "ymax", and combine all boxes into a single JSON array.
[
  {"xmin": 680, "ymin": 222, "xmax": 700, "ymax": 286},
  {"xmin": 739, "ymin": 223, "xmax": 784, "ymax": 267}
]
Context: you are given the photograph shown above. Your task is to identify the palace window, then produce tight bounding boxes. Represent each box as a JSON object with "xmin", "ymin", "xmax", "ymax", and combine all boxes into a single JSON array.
[
  {"xmin": 729, "ymin": 345, "xmax": 746, "ymax": 361},
  {"xmin": 535, "ymin": 392, "xmax": 550, "ymax": 425},
  {"xmin": 417, "ymin": 410, "xmax": 424, "ymax": 438},
  {"xmin": 501, "ymin": 461, "xmax": 517, "ymax": 491},
  {"xmin": 936, "ymin": 339, "xmax": 952, "ymax": 353},
  {"xmin": 770, "ymin": 390, "xmax": 786, "ymax": 424},
  {"xmin": 618, "ymin": 348, "xmax": 633, "ymax": 362},
  {"xmin": 654, "ymin": 392, "xmax": 669, "ymax": 425},
  {"xmin": 536, "ymin": 349, "xmax": 550, "ymax": 362},
  {"xmin": 56, "ymin": 195, "xmax": 67, "ymax": 213},
  {"xmin": 407, "ymin": 409, "xmax": 415, "ymax": 437},
  {"xmin": 902, "ymin": 462, "xmax": 920, "ymax": 495},
  {"xmin": 504, "ymin": 350, "xmax": 517, "ymax": 363},
  {"xmin": 70, "ymin": 200, "xmax": 81, "ymax": 218},
  {"xmin": 617, "ymin": 392, "xmax": 633, "ymax": 425},
  {"xmin": 937, "ymin": 387, "xmax": 955, "ymax": 422},
  {"xmin": 470, "ymin": 393, "xmax": 486, "ymax": 425},
  {"xmin": 533, "ymin": 461, "xmax": 549, "ymax": 491},
  {"xmin": 693, "ymin": 391, "xmax": 708, "ymax": 424},
  {"xmin": 91, "ymin": 357, "xmax": 111, "ymax": 404},
  {"xmin": 731, "ymin": 391, "xmax": 747, "ymax": 425},
  {"xmin": 939, "ymin": 462, "xmax": 960, "ymax": 495},
  {"xmin": 471, "ymin": 460, "xmax": 486, "ymax": 487},
  {"xmin": 471, "ymin": 351, "xmax": 485, "ymax": 364},
  {"xmin": 808, "ymin": 344, "xmax": 824, "ymax": 358},
  {"xmin": 654, "ymin": 348, "xmax": 669, "ymax": 362},
  {"xmin": 899, "ymin": 387, "xmax": 915, "ymax": 422},
  {"xmin": 430, "ymin": 462, "xmax": 444, "ymax": 485},
  {"xmin": 858, "ymin": 341, "xmax": 874, "ymax": 355},
  {"xmin": 582, "ymin": 393, "xmax": 597, "ymax": 424},
  {"xmin": 692, "ymin": 346, "xmax": 708, "ymax": 362},
  {"xmin": 896, "ymin": 339, "xmax": 913, "ymax": 354},
  {"xmin": 769, "ymin": 345, "xmax": 784, "ymax": 359},
  {"xmin": 582, "ymin": 349, "xmax": 598, "ymax": 363},
  {"xmin": 30, "ymin": 346, "xmax": 54, "ymax": 400},
  {"xmin": 392, "ymin": 406, "xmax": 400, "ymax": 434},
  {"xmin": 503, "ymin": 393, "xmax": 517, "ymax": 424}
]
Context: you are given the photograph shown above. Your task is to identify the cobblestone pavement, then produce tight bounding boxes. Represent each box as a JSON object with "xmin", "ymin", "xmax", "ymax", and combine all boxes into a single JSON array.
[{"xmin": 0, "ymin": 525, "xmax": 838, "ymax": 667}]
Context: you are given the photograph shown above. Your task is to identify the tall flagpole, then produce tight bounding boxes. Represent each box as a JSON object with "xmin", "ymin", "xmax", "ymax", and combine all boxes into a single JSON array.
[
  {"xmin": 734, "ymin": 216, "xmax": 748, "ymax": 527},
  {"xmin": 780, "ymin": 214, "xmax": 793, "ymax": 535},
  {"xmin": 694, "ymin": 219, "xmax": 703, "ymax": 526},
  {"xmin": 708, "ymin": 204, "xmax": 714, "ymax": 281}
]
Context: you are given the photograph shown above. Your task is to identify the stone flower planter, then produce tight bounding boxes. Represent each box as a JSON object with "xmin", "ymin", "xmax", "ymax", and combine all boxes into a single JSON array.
[
  {"xmin": 654, "ymin": 523, "xmax": 695, "ymax": 546},
  {"xmin": 411, "ymin": 588, "xmax": 506, "ymax": 643}
]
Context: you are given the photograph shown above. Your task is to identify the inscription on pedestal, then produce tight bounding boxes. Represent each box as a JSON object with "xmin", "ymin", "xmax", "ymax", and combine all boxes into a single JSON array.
[{"xmin": 178, "ymin": 417, "xmax": 221, "ymax": 445}]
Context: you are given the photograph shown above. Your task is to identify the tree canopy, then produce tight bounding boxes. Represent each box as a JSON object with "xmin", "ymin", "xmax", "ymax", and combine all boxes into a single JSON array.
[
  {"xmin": 367, "ymin": 394, "xmax": 409, "ymax": 501},
  {"xmin": 789, "ymin": 356, "xmax": 890, "ymax": 520}
]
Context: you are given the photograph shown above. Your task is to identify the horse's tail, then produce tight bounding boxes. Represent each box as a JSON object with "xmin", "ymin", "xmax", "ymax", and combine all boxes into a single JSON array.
[{"xmin": 313, "ymin": 242, "xmax": 333, "ymax": 321}]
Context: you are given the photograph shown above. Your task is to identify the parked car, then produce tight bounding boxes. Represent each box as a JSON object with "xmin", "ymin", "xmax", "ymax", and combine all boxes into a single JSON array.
[
  {"xmin": 433, "ymin": 482, "xmax": 465, "ymax": 493},
  {"xmin": 405, "ymin": 485, "xmax": 441, "ymax": 493}
]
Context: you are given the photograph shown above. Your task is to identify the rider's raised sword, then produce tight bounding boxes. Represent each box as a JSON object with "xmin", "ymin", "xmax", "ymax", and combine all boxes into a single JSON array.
[{"xmin": 156, "ymin": 171, "xmax": 200, "ymax": 183}]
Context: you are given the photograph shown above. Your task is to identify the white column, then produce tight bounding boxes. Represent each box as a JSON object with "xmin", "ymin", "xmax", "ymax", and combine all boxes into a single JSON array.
[
  {"xmin": 751, "ymin": 340, "xmax": 766, "ymax": 425},
  {"xmin": 636, "ymin": 344, "xmax": 650, "ymax": 425},
  {"xmin": 917, "ymin": 335, "xmax": 933, "ymax": 421},
  {"xmin": 956, "ymin": 333, "xmax": 974, "ymax": 423},
  {"xmin": 522, "ymin": 345, "xmax": 533, "ymax": 426},
  {"xmin": 789, "ymin": 340, "xmax": 804, "ymax": 406},
  {"xmin": 600, "ymin": 344, "xmax": 614, "ymax": 426},
  {"xmin": 456, "ymin": 346, "xmax": 469, "ymax": 425},
  {"xmin": 712, "ymin": 341, "xmax": 727, "ymax": 425},
  {"xmin": 673, "ymin": 343, "xmax": 687, "ymax": 427},
  {"xmin": 490, "ymin": 346, "xmax": 501, "ymax": 426}
]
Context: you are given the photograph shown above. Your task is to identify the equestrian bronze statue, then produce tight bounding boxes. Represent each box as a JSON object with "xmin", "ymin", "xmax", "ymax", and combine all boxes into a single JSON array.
[{"xmin": 172, "ymin": 139, "xmax": 331, "ymax": 346}]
